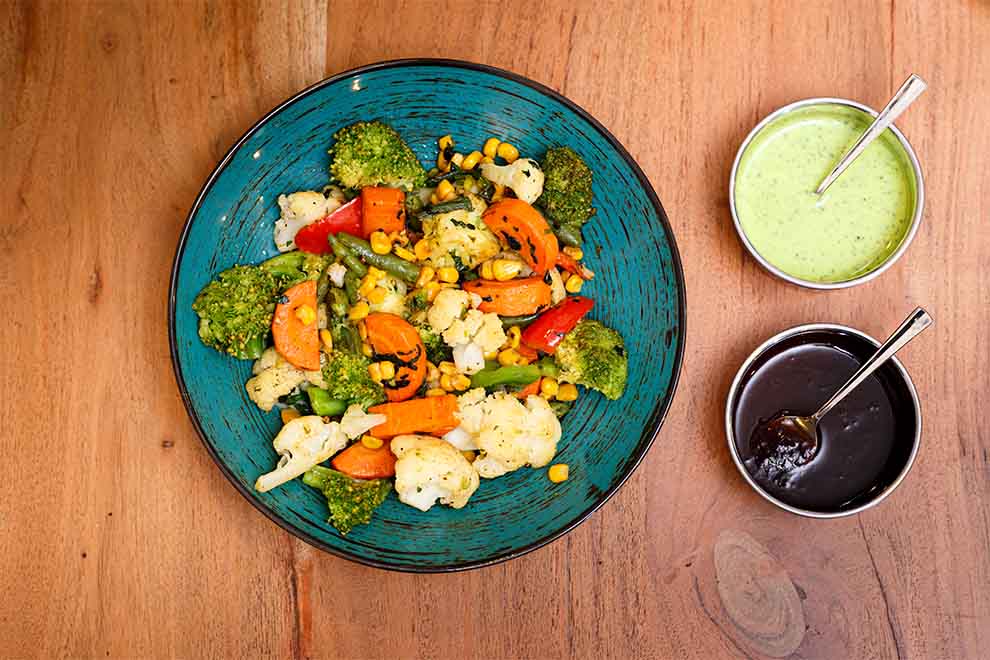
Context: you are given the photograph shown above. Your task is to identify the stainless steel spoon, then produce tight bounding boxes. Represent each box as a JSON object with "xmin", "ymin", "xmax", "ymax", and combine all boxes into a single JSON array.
[
  {"xmin": 752, "ymin": 307, "xmax": 933, "ymax": 469},
  {"xmin": 815, "ymin": 74, "xmax": 927, "ymax": 195}
]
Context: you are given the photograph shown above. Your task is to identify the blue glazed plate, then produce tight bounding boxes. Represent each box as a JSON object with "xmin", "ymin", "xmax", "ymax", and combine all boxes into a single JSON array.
[{"xmin": 169, "ymin": 59, "xmax": 685, "ymax": 572}]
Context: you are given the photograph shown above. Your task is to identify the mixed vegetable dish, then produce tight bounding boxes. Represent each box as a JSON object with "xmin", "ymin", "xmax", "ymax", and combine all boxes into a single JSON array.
[{"xmin": 192, "ymin": 121, "xmax": 628, "ymax": 534}]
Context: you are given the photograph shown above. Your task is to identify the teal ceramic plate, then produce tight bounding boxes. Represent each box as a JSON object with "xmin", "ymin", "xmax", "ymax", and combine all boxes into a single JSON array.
[{"xmin": 169, "ymin": 59, "xmax": 685, "ymax": 571}]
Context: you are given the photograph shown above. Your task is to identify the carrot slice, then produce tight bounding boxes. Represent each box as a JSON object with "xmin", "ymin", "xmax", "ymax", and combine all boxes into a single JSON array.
[
  {"xmin": 482, "ymin": 199, "xmax": 559, "ymax": 275},
  {"xmin": 361, "ymin": 187, "xmax": 406, "ymax": 238},
  {"xmin": 513, "ymin": 379, "xmax": 541, "ymax": 399},
  {"xmin": 363, "ymin": 312, "xmax": 426, "ymax": 402},
  {"xmin": 462, "ymin": 277, "xmax": 553, "ymax": 316},
  {"xmin": 368, "ymin": 395, "xmax": 459, "ymax": 439},
  {"xmin": 271, "ymin": 280, "xmax": 320, "ymax": 370},
  {"xmin": 331, "ymin": 441, "xmax": 396, "ymax": 479}
]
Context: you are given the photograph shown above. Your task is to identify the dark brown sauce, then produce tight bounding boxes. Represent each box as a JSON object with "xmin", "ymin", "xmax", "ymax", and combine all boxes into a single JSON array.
[{"xmin": 733, "ymin": 331, "xmax": 916, "ymax": 512}]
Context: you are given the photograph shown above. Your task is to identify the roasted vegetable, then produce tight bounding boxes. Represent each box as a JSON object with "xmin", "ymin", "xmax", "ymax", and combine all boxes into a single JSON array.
[
  {"xmin": 302, "ymin": 465, "xmax": 391, "ymax": 534},
  {"xmin": 321, "ymin": 351, "xmax": 386, "ymax": 409},
  {"xmin": 554, "ymin": 319, "xmax": 627, "ymax": 400},
  {"xmin": 536, "ymin": 147, "xmax": 595, "ymax": 246},
  {"xmin": 328, "ymin": 120, "xmax": 426, "ymax": 191}
]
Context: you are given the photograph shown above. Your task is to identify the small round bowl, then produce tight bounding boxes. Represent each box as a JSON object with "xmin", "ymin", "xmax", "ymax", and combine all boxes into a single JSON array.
[
  {"xmin": 729, "ymin": 97, "xmax": 925, "ymax": 290},
  {"xmin": 725, "ymin": 323, "xmax": 921, "ymax": 518},
  {"xmin": 169, "ymin": 59, "xmax": 686, "ymax": 571}
]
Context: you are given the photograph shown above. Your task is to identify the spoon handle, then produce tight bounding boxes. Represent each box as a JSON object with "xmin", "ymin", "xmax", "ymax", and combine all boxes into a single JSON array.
[
  {"xmin": 815, "ymin": 74, "xmax": 927, "ymax": 195},
  {"xmin": 812, "ymin": 307, "xmax": 933, "ymax": 423}
]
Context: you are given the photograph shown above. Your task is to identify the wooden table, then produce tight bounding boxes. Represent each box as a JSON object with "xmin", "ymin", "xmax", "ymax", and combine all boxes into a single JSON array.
[{"xmin": 3, "ymin": 1, "xmax": 988, "ymax": 658}]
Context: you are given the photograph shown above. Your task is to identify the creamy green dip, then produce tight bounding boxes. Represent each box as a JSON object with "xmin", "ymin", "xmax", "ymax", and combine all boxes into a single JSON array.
[{"xmin": 734, "ymin": 103, "xmax": 917, "ymax": 283}]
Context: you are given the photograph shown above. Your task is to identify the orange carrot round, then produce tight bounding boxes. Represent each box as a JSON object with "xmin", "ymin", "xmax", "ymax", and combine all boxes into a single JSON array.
[
  {"xmin": 361, "ymin": 187, "xmax": 406, "ymax": 238},
  {"xmin": 363, "ymin": 312, "xmax": 426, "ymax": 402},
  {"xmin": 271, "ymin": 279, "xmax": 320, "ymax": 370},
  {"xmin": 482, "ymin": 198, "xmax": 559, "ymax": 274},
  {"xmin": 462, "ymin": 277, "xmax": 553, "ymax": 316},
  {"xmin": 331, "ymin": 441, "xmax": 396, "ymax": 479},
  {"xmin": 368, "ymin": 395, "xmax": 459, "ymax": 439},
  {"xmin": 513, "ymin": 379, "xmax": 541, "ymax": 399}
]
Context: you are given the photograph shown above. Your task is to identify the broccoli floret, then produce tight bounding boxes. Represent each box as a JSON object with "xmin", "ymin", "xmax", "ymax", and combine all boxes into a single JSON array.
[
  {"xmin": 417, "ymin": 323, "xmax": 452, "ymax": 365},
  {"xmin": 321, "ymin": 351, "xmax": 386, "ymax": 409},
  {"xmin": 554, "ymin": 320, "xmax": 627, "ymax": 400},
  {"xmin": 328, "ymin": 120, "xmax": 426, "ymax": 191},
  {"xmin": 302, "ymin": 465, "xmax": 391, "ymax": 535},
  {"xmin": 536, "ymin": 147, "xmax": 596, "ymax": 246},
  {"xmin": 192, "ymin": 265, "xmax": 283, "ymax": 359}
]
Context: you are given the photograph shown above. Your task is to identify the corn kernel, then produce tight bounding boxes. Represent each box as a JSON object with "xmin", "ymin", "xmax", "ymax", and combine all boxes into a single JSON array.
[
  {"xmin": 483, "ymin": 349, "xmax": 498, "ymax": 360},
  {"xmin": 562, "ymin": 246, "xmax": 584, "ymax": 260},
  {"xmin": 393, "ymin": 245, "xmax": 416, "ymax": 262},
  {"xmin": 426, "ymin": 388, "xmax": 446, "ymax": 397},
  {"xmin": 414, "ymin": 239, "xmax": 433, "ymax": 261},
  {"xmin": 367, "ymin": 266, "xmax": 385, "ymax": 280},
  {"xmin": 294, "ymin": 304, "xmax": 316, "ymax": 326},
  {"xmin": 461, "ymin": 450, "xmax": 476, "ymax": 462},
  {"xmin": 429, "ymin": 192, "xmax": 440, "ymax": 205},
  {"xmin": 378, "ymin": 360, "xmax": 396, "ymax": 380},
  {"xmin": 438, "ymin": 361, "xmax": 458, "ymax": 375},
  {"xmin": 358, "ymin": 320, "xmax": 368, "ymax": 341},
  {"xmin": 480, "ymin": 260, "xmax": 494, "ymax": 280},
  {"xmin": 516, "ymin": 354, "xmax": 534, "ymax": 365},
  {"xmin": 436, "ymin": 179, "xmax": 455, "ymax": 201},
  {"xmin": 483, "ymin": 137, "xmax": 500, "ymax": 158},
  {"xmin": 481, "ymin": 155, "xmax": 495, "ymax": 165},
  {"xmin": 366, "ymin": 287, "xmax": 387, "ymax": 304},
  {"xmin": 370, "ymin": 230, "xmax": 392, "ymax": 255},
  {"xmin": 416, "ymin": 266, "xmax": 435, "ymax": 289},
  {"xmin": 439, "ymin": 282, "xmax": 458, "ymax": 290},
  {"xmin": 462, "ymin": 150, "xmax": 483, "ymax": 171},
  {"xmin": 492, "ymin": 258, "xmax": 522, "ymax": 281},
  {"xmin": 437, "ymin": 267, "xmax": 459, "ymax": 283},
  {"xmin": 280, "ymin": 408, "xmax": 301, "ymax": 424},
  {"xmin": 320, "ymin": 329, "xmax": 334, "ymax": 352},
  {"xmin": 498, "ymin": 348, "xmax": 519, "ymax": 366},
  {"xmin": 426, "ymin": 361, "xmax": 440, "ymax": 382},
  {"xmin": 491, "ymin": 183, "xmax": 505, "ymax": 201},
  {"xmin": 440, "ymin": 373, "xmax": 455, "ymax": 391},
  {"xmin": 368, "ymin": 362, "xmax": 383, "ymax": 382},
  {"xmin": 565, "ymin": 274, "xmax": 584, "ymax": 293},
  {"xmin": 438, "ymin": 134, "xmax": 454, "ymax": 150},
  {"xmin": 393, "ymin": 230, "xmax": 410, "ymax": 246},
  {"xmin": 548, "ymin": 464, "xmax": 569, "ymax": 483},
  {"xmin": 507, "ymin": 326, "xmax": 521, "ymax": 349},
  {"xmin": 452, "ymin": 374, "xmax": 471, "ymax": 391},
  {"xmin": 451, "ymin": 152, "xmax": 464, "ymax": 168},
  {"xmin": 497, "ymin": 142, "xmax": 519, "ymax": 163},
  {"xmin": 348, "ymin": 301, "xmax": 370, "ymax": 321},
  {"xmin": 361, "ymin": 342, "xmax": 374, "ymax": 357},
  {"xmin": 358, "ymin": 279, "xmax": 376, "ymax": 297},
  {"xmin": 540, "ymin": 377, "xmax": 559, "ymax": 399},
  {"xmin": 557, "ymin": 383, "xmax": 578, "ymax": 401},
  {"xmin": 425, "ymin": 281, "xmax": 442, "ymax": 302},
  {"xmin": 361, "ymin": 435, "xmax": 384, "ymax": 450}
]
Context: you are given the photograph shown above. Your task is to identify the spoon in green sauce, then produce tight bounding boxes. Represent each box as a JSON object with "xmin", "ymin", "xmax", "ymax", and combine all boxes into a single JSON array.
[{"xmin": 815, "ymin": 74, "xmax": 927, "ymax": 195}]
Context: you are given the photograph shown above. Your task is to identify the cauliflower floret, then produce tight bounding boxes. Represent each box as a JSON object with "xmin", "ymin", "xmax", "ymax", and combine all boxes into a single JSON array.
[
  {"xmin": 274, "ymin": 190, "xmax": 343, "ymax": 252},
  {"xmin": 455, "ymin": 390, "xmax": 562, "ymax": 478},
  {"xmin": 440, "ymin": 309, "xmax": 506, "ymax": 375},
  {"xmin": 422, "ymin": 194, "xmax": 500, "ymax": 269},
  {"xmin": 427, "ymin": 289, "xmax": 472, "ymax": 333},
  {"xmin": 479, "ymin": 158, "xmax": 545, "ymax": 204},
  {"xmin": 441, "ymin": 309, "xmax": 485, "ymax": 346},
  {"xmin": 339, "ymin": 404, "xmax": 387, "ymax": 439},
  {"xmin": 254, "ymin": 416, "xmax": 348, "ymax": 492},
  {"xmin": 470, "ymin": 313, "xmax": 507, "ymax": 354},
  {"xmin": 391, "ymin": 435, "xmax": 480, "ymax": 511},
  {"xmin": 326, "ymin": 262, "xmax": 347, "ymax": 288},
  {"xmin": 452, "ymin": 342, "xmax": 485, "ymax": 375},
  {"xmin": 366, "ymin": 273, "xmax": 407, "ymax": 317},
  {"xmin": 245, "ymin": 347, "xmax": 324, "ymax": 411}
]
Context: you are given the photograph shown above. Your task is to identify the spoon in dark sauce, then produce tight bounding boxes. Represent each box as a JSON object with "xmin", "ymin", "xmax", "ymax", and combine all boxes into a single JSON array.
[{"xmin": 751, "ymin": 308, "xmax": 933, "ymax": 476}]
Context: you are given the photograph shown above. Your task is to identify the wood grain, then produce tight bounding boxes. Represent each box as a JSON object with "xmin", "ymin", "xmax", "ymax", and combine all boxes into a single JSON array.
[{"xmin": 1, "ymin": 0, "xmax": 988, "ymax": 658}]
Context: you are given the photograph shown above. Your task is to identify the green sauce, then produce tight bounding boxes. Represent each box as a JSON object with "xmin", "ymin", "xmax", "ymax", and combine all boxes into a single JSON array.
[{"xmin": 734, "ymin": 103, "xmax": 917, "ymax": 283}]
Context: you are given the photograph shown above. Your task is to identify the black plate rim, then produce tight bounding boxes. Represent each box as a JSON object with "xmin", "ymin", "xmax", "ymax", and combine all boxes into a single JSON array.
[{"xmin": 167, "ymin": 57, "xmax": 687, "ymax": 573}]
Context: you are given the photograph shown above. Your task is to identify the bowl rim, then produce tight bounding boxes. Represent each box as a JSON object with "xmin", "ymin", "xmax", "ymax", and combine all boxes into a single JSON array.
[
  {"xmin": 724, "ymin": 322, "xmax": 922, "ymax": 518},
  {"xmin": 728, "ymin": 97, "xmax": 925, "ymax": 290},
  {"xmin": 167, "ymin": 58, "xmax": 687, "ymax": 572}
]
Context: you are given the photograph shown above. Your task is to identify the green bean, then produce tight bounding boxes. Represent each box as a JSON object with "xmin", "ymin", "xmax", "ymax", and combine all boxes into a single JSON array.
[
  {"xmin": 315, "ymin": 262, "xmax": 333, "ymax": 300},
  {"xmin": 260, "ymin": 252, "xmax": 306, "ymax": 277},
  {"xmin": 417, "ymin": 197, "xmax": 474, "ymax": 217},
  {"xmin": 553, "ymin": 223, "xmax": 583, "ymax": 247},
  {"xmin": 306, "ymin": 388, "xmax": 347, "ymax": 417},
  {"xmin": 343, "ymin": 270, "xmax": 360, "ymax": 304},
  {"xmin": 235, "ymin": 334, "xmax": 266, "ymax": 360},
  {"xmin": 337, "ymin": 234, "xmax": 421, "ymax": 284},
  {"xmin": 326, "ymin": 233, "xmax": 368, "ymax": 277},
  {"xmin": 499, "ymin": 313, "xmax": 541, "ymax": 328},
  {"xmin": 327, "ymin": 287, "xmax": 349, "ymax": 318},
  {"xmin": 470, "ymin": 364, "xmax": 540, "ymax": 389},
  {"xmin": 536, "ymin": 357, "xmax": 560, "ymax": 378},
  {"xmin": 549, "ymin": 400, "xmax": 572, "ymax": 418}
]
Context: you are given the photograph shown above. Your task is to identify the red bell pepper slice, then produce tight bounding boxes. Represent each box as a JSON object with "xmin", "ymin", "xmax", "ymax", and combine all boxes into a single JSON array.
[
  {"xmin": 293, "ymin": 197, "xmax": 363, "ymax": 254},
  {"xmin": 520, "ymin": 296, "xmax": 595, "ymax": 354}
]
